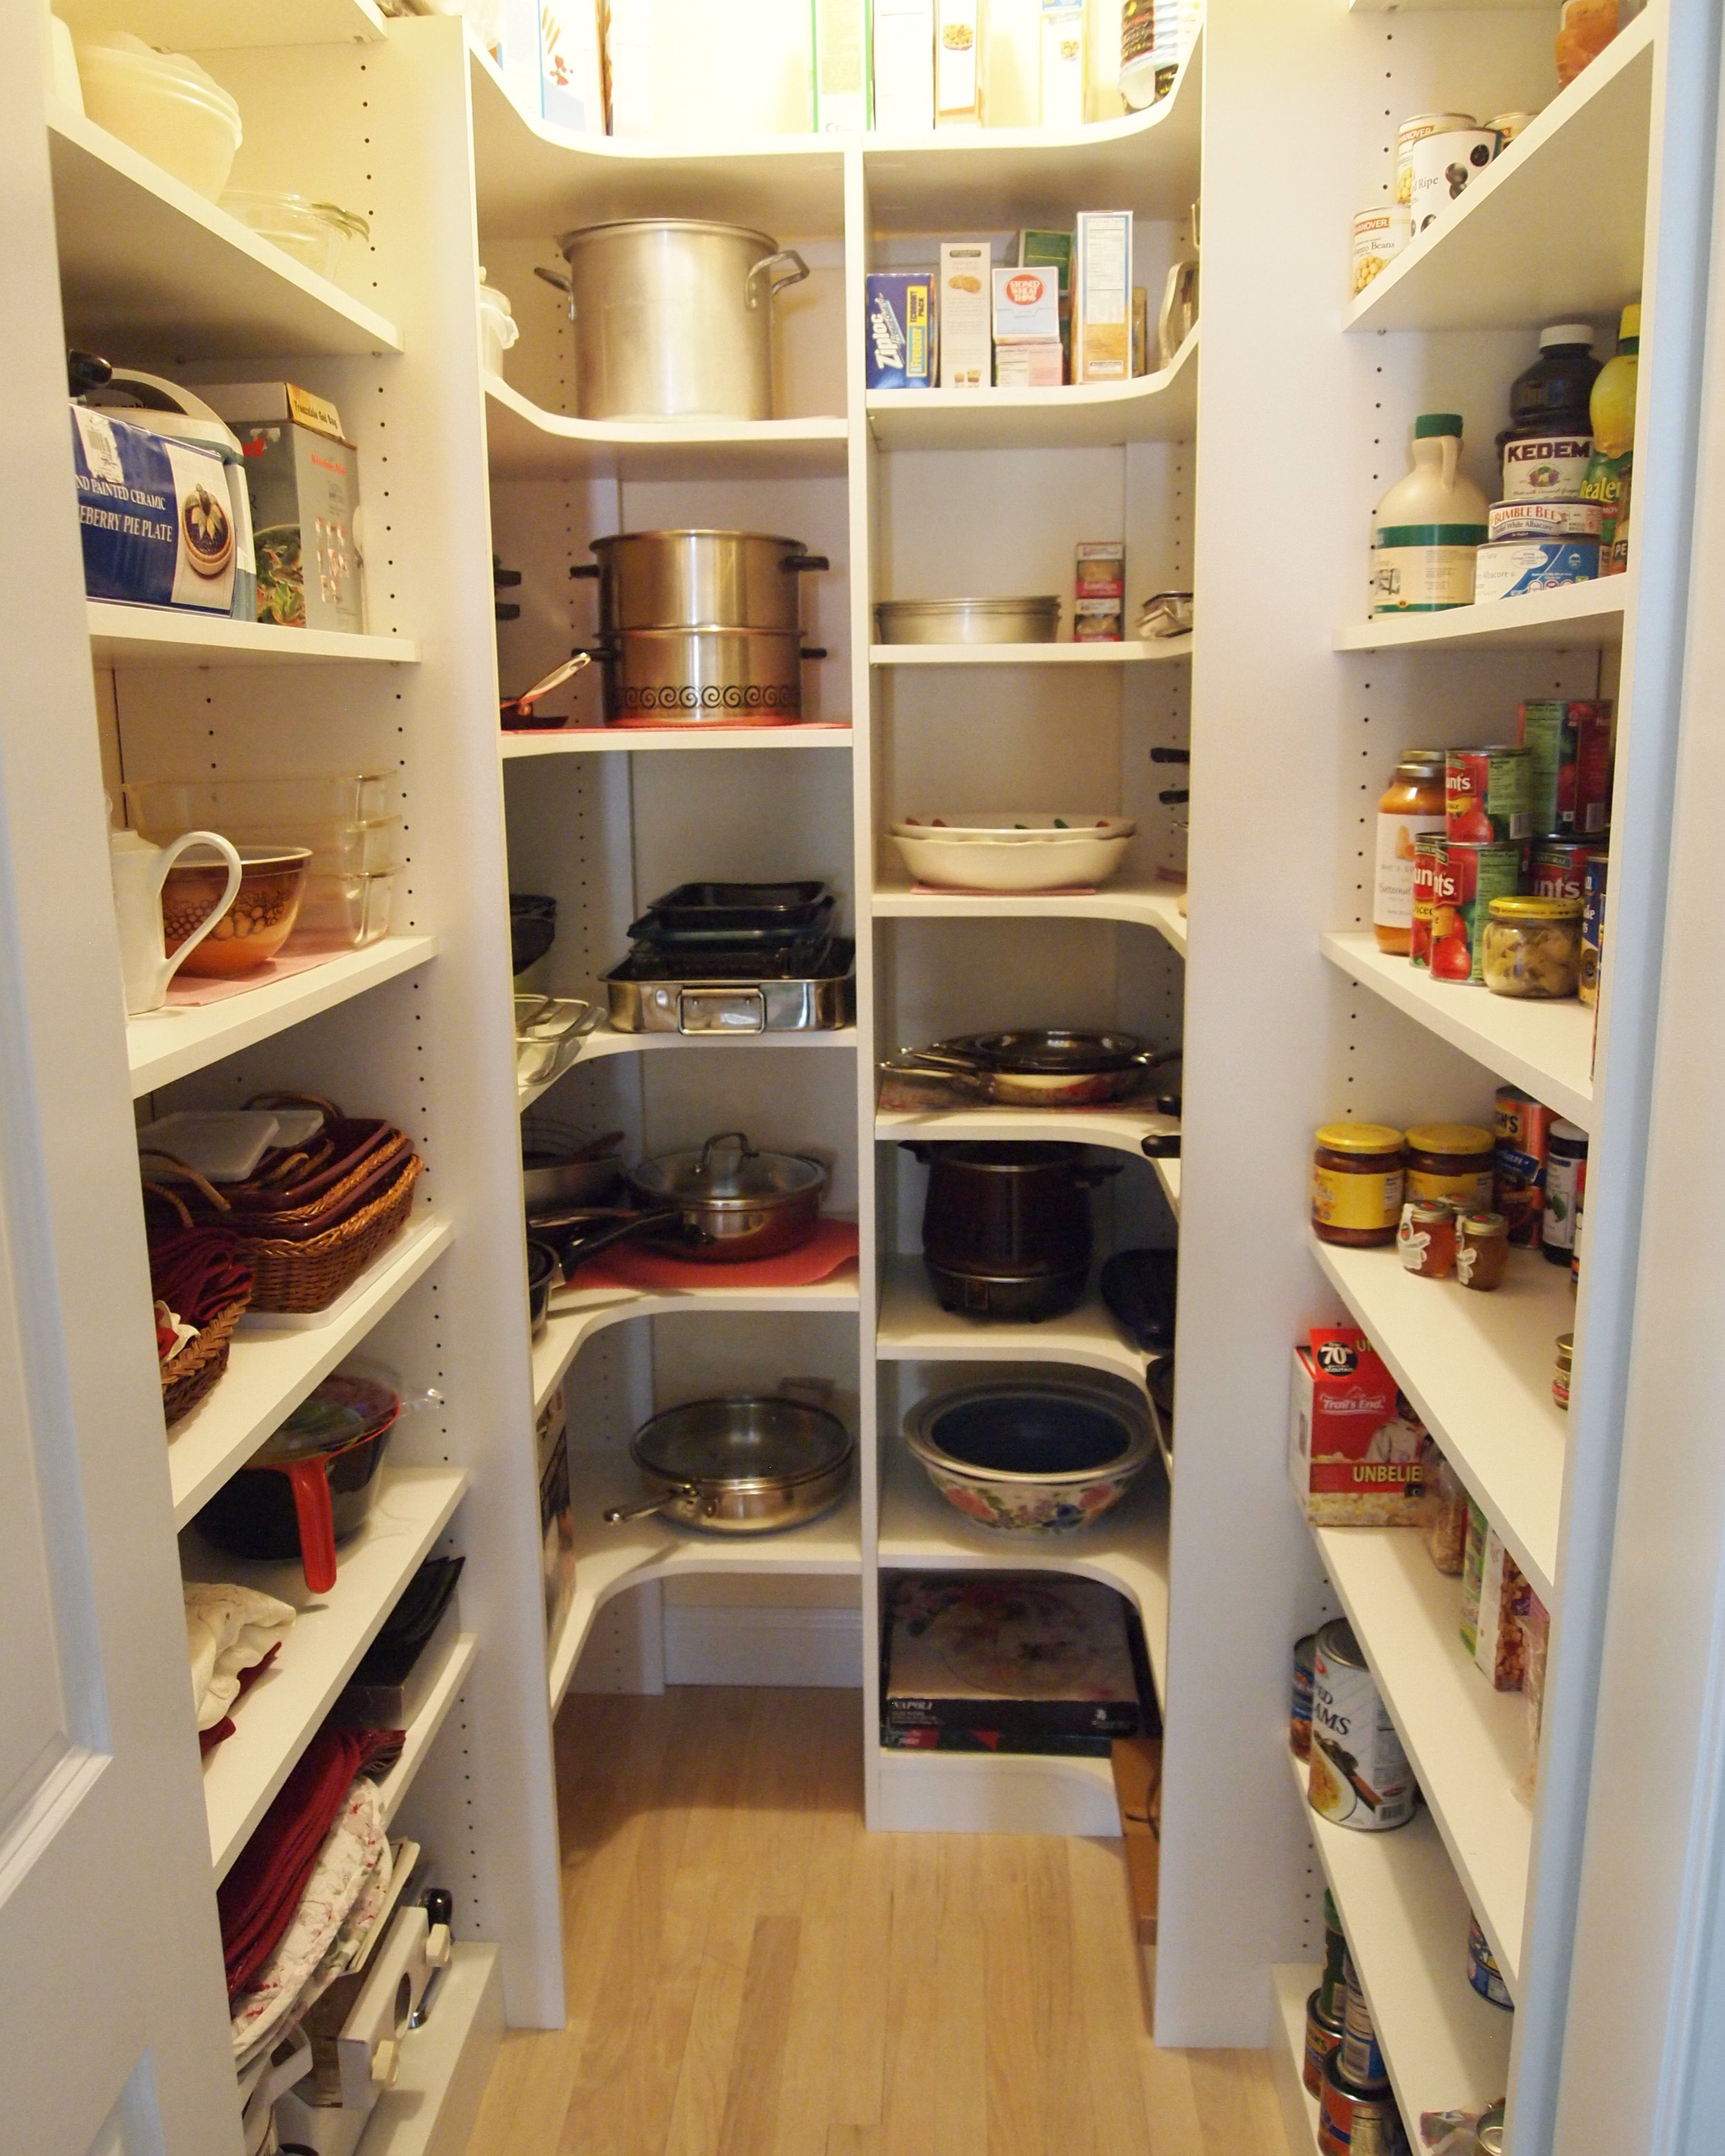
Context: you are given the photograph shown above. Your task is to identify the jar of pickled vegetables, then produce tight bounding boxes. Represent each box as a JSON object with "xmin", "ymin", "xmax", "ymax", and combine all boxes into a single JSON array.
[{"xmin": 1481, "ymin": 895, "xmax": 1582, "ymax": 998}]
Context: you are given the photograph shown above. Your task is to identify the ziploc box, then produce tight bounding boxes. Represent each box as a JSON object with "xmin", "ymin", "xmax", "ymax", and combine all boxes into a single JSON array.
[
  {"xmin": 939, "ymin": 242, "xmax": 992, "ymax": 389},
  {"xmin": 70, "ymin": 405, "xmax": 237, "ymax": 615},
  {"xmin": 199, "ymin": 383, "xmax": 364, "ymax": 633},
  {"xmin": 1288, "ymin": 1325, "xmax": 1425, "ymax": 1527},
  {"xmin": 867, "ymin": 271, "xmax": 937, "ymax": 389},
  {"xmin": 1074, "ymin": 209, "xmax": 1132, "ymax": 382}
]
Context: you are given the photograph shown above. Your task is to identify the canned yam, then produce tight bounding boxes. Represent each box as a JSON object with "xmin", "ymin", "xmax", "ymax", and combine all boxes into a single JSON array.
[
  {"xmin": 1309, "ymin": 1620, "xmax": 1415, "ymax": 1832},
  {"xmin": 1341, "ymin": 1962, "xmax": 1390, "ymax": 2088}
]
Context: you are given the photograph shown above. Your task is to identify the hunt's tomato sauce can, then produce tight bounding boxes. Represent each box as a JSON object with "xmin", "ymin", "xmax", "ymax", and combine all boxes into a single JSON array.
[
  {"xmin": 1410, "ymin": 831, "xmax": 1445, "ymax": 969},
  {"xmin": 1518, "ymin": 698, "xmax": 1613, "ymax": 837},
  {"xmin": 1532, "ymin": 837, "xmax": 1596, "ymax": 902},
  {"xmin": 1430, "ymin": 840, "xmax": 1522, "ymax": 984},
  {"xmin": 1447, "ymin": 744, "xmax": 1532, "ymax": 844}
]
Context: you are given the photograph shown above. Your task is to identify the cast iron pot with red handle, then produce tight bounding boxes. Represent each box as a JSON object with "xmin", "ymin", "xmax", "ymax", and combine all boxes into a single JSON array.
[{"xmin": 907, "ymin": 1141, "xmax": 1121, "ymax": 1321}]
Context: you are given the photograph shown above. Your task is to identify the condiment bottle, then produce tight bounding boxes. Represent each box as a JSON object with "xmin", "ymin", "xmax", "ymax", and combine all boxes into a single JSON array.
[
  {"xmin": 1371, "ymin": 414, "xmax": 1489, "ymax": 614},
  {"xmin": 1455, "ymin": 1209, "xmax": 1509, "ymax": 1292},
  {"xmin": 1397, "ymin": 1199, "xmax": 1456, "ymax": 1278},
  {"xmin": 1583, "ymin": 304, "xmax": 1639, "ymax": 573},
  {"xmin": 1374, "ymin": 750, "xmax": 1447, "ymax": 954},
  {"xmin": 1405, "ymin": 1123, "xmax": 1496, "ymax": 1210},
  {"xmin": 1312, "ymin": 1124, "xmax": 1405, "ymax": 1247},
  {"xmin": 1543, "ymin": 1122, "xmax": 1588, "ymax": 1266},
  {"xmin": 1554, "ymin": 1332, "xmax": 1574, "ymax": 1410}
]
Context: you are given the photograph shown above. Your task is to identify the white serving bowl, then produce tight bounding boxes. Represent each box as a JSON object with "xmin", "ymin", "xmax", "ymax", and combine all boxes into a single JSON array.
[
  {"xmin": 892, "ymin": 827, "xmax": 1132, "ymax": 891},
  {"xmin": 891, "ymin": 812, "xmax": 1136, "ymax": 844},
  {"xmin": 79, "ymin": 35, "xmax": 242, "ymax": 201}
]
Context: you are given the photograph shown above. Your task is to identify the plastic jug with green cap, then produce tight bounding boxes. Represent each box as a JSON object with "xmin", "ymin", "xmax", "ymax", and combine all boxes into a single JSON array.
[{"xmin": 1371, "ymin": 412, "xmax": 1490, "ymax": 614}]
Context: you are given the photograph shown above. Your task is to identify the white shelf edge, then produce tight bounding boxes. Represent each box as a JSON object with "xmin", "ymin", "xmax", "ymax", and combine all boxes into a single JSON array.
[
  {"xmin": 875, "ymin": 1252, "xmax": 1148, "ymax": 1394},
  {"xmin": 485, "ymin": 373, "xmax": 846, "ymax": 461},
  {"xmin": 870, "ymin": 637, "xmax": 1192, "ymax": 666},
  {"xmin": 1334, "ymin": 581, "xmax": 1628, "ymax": 654},
  {"xmin": 871, "ymin": 875, "xmax": 1188, "ymax": 954},
  {"xmin": 874, "ymin": 1743, "xmax": 1121, "ymax": 1836},
  {"xmin": 501, "ymin": 723, "xmax": 853, "ymax": 757},
  {"xmin": 89, "ymin": 601, "xmax": 418, "ymax": 668},
  {"xmin": 376, "ymin": 1633, "xmax": 479, "ymax": 1829},
  {"xmin": 194, "ymin": 1465, "xmax": 469, "ymax": 1878},
  {"xmin": 574, "ymin": 1022, "xmax": 858, "ymax": 1061},
  {"xmin": 864, "ymin": 327, "xmax": 1198, "ymax": 449},
  {"xmin": 1270, "ymin": 1963, "xmax": 1325, "ymax": 2156},
  {"xmin": 1153, "ymin": 1155, "xmax": 1181, "ymax": 1218},
  {"xmin": 169, "ymin": 1212, "xmax": 454, "ymax": 1528},
  {"xmin": 875, "ymin": 1101, "xmax": 1176, "ymax": 1162},
  {"xmin": 127, "ymin": 935, "xmax": 437, "ymax": 1096},
  {"xmin": 1321, "ymin": 931, "xmax": 1595, "ymax": 1131}
]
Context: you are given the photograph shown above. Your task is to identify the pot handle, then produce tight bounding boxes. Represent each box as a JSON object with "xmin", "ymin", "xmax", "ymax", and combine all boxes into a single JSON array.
[
  {"xmin": 1073, "ymin": 1163, "xmax": 1125, "ymax": 1188},
  {"xmin": 549, "ymin": 1203, "xmax": 688, "ymax": 1272},
  {"xmin": 745, "ymin": 248, "xmax": 810, "ymax": 307},
  {"xmin": 604, "ymin": 1482, "xmax": 696, "ymax": 1524},
  {"xmin": 281, "ymin": 1457, "xmax": 338, "ymax": 1595},
  {"xmin": 1140, "ymin": 1132, "xmax": 1182, "ymax": 1159},
  {"xmin": 780, "ymin": 552, "xmax": 830, "ymax": 574},
  {"xmin": 569, "ymin": 563, "xmax": 601, "ymax": 581},
  {"xmin": 534, "ymin": 264, "xmax": 575, "ymax": 311},
  {"xmin": 800, "ymin": 645, "xmax": 828, "ymax": 661}
]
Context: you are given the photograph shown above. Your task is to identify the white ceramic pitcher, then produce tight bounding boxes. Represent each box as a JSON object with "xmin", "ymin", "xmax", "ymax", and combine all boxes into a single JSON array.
[{"xmin": 109, "ymin": 825, "xmax": 242, "ymax": 1015}]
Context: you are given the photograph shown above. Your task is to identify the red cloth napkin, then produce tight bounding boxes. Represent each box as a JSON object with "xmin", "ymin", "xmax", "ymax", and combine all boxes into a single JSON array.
[
  {"xmin": 198, "ymin": 1644, "xmax": 281, "ymax": 1757},
  {"xmin": 561, "ymin": 1217, "xmax": 859, "ymax": 1295}
]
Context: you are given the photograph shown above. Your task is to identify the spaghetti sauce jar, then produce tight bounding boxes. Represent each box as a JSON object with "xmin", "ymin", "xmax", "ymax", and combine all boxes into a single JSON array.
[
  {"xmin": 1405, "ymin": 1123, "xmax": 1495, "ymax": 1209},
  {"xmin": 1374, "ymin": 748, "xmax": 1448, "ymax": 954},
  {"xmin": 1313, "ymin": 1125, "xmax": 1405, "ymax": 1247}
]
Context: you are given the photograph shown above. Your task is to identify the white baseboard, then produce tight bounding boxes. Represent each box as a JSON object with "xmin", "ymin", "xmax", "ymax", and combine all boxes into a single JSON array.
[{"xmin": 661, "ymin": 1603, "xmax": 862, "ymax": 1687}]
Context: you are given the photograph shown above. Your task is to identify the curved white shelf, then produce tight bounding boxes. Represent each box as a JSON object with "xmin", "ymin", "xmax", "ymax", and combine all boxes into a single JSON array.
[
  {"xmin": 502, "ymin": 722, "xmax": 852, "ymax": 757},
  {"xmin": 485, "ymin": 378, "xmax": 847, "ymax": 480},
  {"xmin": 90, "ymin": 603, "xmax": 418, "ymax": 669},
  {"xmin": 1346, "ymin": 11, "xmax": 1654, "ymax": 333},
  {"xmin": 1288, "ymin": 1749, "xmax": 1515, "ymax": 2120},
  {"xmin": 48, "ymin": 104, "xmax": 401, "ymax": 358},
  {"xmin": 169, "ymin": 1213, "xmax": 454, "ymax": 1528},
  {"xmin": 875, "ymin": 1743, "xmax": 1120, "ymax": 1836},
  {"xmin": 126, "ymin": 935, "xmax": 437, "ymax": 1096},
  {"xmin": 1335, "ymin": 581, "xmax": 1628, "ymax": 654},
  {"xmin": 186, "ymin": 1466, "xmax": 469, "ymax": 1878},
  {"xmin": 548, "ymin": 1453, "xmax": 862, "ymax": 1713},
  {"xmin": 1323, "ymin": 931, "xmax": 1595, "ymax": 1132},
  {"xmin": 1309, "ymin": 1231, "xmax": 1568, "ymax": 1605},
  {"xmin": 879, "ymin": 1439, "xmax": 1169, "ymax": 1710},
  {"xmin": 1154, "ymin": 1156, "xmax": 1180, "ymax": 1219},
  {"xmin": 873, "ymin": 873, "xmax": 1188, "ymax": 955},
  {"xmin": 876, "ymin": 1254, "xmax": 1147, "ymax": 1395},
  {"xmin": 1314, "ymin": 1523, "xmax": 1534, "ymax": 1994},
  {"xmin": 866, "ymin": 329, "xmax": 1198, "ymax": 452},
  {"xmin": 871, "ymin": 637, "xmax": 1191, "ymax": 666},
  {"xmin": 876, "ymin": 1100, "xmax": 1178, "ymax": 1161},
  {"xmin": 574, "ymin": 1020, "xmax": 858, "ymax": 1061},
  {"xmin": 1269, "ymin": 1965, "xmax": 1324, "ymax": 2156},
  {"xmin": 376, "ymin": 1632, "xmax": 478, "ymax": 1829},
  {"xmin": 532, "ymin": 1265, "xmax": 861, "ymax": 1416},
  {"xmin": 59, "ymin": 0, "xmax": 384, "ymax": 43}
]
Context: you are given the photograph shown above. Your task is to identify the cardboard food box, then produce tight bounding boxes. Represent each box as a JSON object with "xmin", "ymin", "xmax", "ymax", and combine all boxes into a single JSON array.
[
  {"xmin": 1288, "ymin": 1326, "xmax": 1426, "ymax": 1526},
  {"xmin": 498, "ymin": 0, "xmax": 605, "ymax": 130},
  {"xmin": 995, "ymin": 342, "xmax": 1064, "ymax": 388},
  {"xmin": 867, "ymin": 271, "xmax": 937, "ymax": 389},
  {"xmin": 939, "ymin": 242, "xmax": 993, "ymax": 389},
  {"xmin": 199, "ymin": 382, "xmax": 364, "ymax": 633},
  {"xmin": 1473, "ymin": 1528, "xmax": 1530, "ymax": 1691},
  {"xmin": 993, "ymin": 264, "xmax": 1060, "ymax": 345},
  {"xmin": 935, "ymin": 0, "xmax": 983, "ymax": 124},
  {"xmin": 873, "ymin": 0, "xmax": 935, "ymax": 130},
  {"xmin": 1039, "ymin": 0, "xmax": 1085, "ymax": 126},
  {"xmin": 1018, "ymin": 226, "xmax": 1073, "ymax": 303},
  {"xmin": 70, "ymin": 405, "xmax": 237, "ymax": 616},
  {"xmin": 1074, "ymin": 210, "xmax": 1133, "ymax": 382},
  {"xmin": 1111, "ymin": 1735, "xmax": 1162, "ymax": 1945},
  {"xmin": 812, "ymin": 0, "xmax": 871, "ymax": 129}
]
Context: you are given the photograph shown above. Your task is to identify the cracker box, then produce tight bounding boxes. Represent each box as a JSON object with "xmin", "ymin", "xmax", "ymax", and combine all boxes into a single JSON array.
[
  {"xmin": 993, "ymin": 264, "xmax": 1060, "ymax": 345},
  {"xmin": 199, "ymin": 382, "xmax": 364, "ymax": 633},
  {"xmin": 939, "ymin": 242, "xmax": 993, "ymax": 389},
  {"xmin": 70, "ymin": 405, "xmax": 237, "ymax": 616},
  {"xmin": 1288, "ymin": 1325, "xmax": 1425, "ymax": 1526},
  {"xmin": 1074, "ymin": 209, "xmax": 1133, "ymax": 382},
  {"xmin": 867, "ymin": 271, "xmax": 937, "ymax": 389}
]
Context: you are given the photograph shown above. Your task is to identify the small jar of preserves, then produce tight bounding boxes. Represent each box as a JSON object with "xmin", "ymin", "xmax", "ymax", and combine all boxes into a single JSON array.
[
  {"xmin": 1396, "ymin": 1198, "xmax": 1456, "ymax": 1277},
  {"xmin": 1455, "ymin": 1208, "xmax": 1509, "ymax": 1291},
  {"xmin": 1405, "ymin": 1123, "xmax": 1495, "ymax": 1210},
  {"xmin": 1482, "ymin": 895, "xmax": 1583, "ymax": 999},
  {"xmin": 1313, "ymin": 1124, "xmax": 1406, "ymax": 1246},
  {"xmin": 1554, "ymin": 1332, "xmax": 1574, "ymax": 1410},
  {"xmin": 1374, "ymin": 749, "xmax": 1448, "ymax": 955}
]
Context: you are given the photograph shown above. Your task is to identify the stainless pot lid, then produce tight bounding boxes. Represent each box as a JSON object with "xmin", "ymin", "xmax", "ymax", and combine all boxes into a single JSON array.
[
  {"xmin": 875, "ymin": 596, "xmax": 1060, "ymax": 616},
  {"xmin": 938, "ymin": 1029, "xmax": 1160, "ymax": 1075},
  {"xmin": 554, "ymin": 218, "xmax": 779, "ymax": 250},
  {"xmin": 590, "ymin": 528, "xmax": 808, "ymax": 550},
  {"xmin": 631, "ymin": 1130, "xmax": 826, "ymax": 1208},
  {"xmin": 632, "ymin": 1393, "xmax": 852, "ymax": 1484}
]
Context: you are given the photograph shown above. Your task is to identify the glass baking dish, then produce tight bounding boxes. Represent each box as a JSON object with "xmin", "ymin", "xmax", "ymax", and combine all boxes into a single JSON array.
[
  {"xmin": 283, "ymin": 869, "xmax": 398, "ymax": 952},
  {"xmin": 125, "ymin": 773, "xmax": 395, "ymax": 831}
]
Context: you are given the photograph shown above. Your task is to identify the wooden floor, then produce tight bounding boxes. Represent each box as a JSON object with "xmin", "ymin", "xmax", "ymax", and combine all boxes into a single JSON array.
[{"xmin": 464, "ymin": 1687, "xmax": 1292, "ymax": 2156}]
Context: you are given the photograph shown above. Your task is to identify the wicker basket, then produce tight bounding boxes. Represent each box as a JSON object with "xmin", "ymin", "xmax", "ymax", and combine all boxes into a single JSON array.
[
  {"xmin": 240, "ymin": 1153, "xmax": 423, "ymax": 1312},
  {"xmin": 161, "ymin": 1298, "xmax": 248, "ymax": 1426}
]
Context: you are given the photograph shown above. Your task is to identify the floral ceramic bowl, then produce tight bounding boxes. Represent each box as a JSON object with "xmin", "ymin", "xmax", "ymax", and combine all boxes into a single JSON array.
[{"xmin": 904, "ymin": 1376, "xmax": 1154, "ymax": 1536}]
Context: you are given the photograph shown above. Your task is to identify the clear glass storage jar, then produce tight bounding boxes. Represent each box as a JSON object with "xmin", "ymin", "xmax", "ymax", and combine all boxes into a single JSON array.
[{"xmin": 1481, "ymin": 895, "xmax": 1582, "ymax": 998}]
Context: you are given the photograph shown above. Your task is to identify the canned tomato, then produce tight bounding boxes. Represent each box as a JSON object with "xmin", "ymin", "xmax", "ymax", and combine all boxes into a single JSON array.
[
  {"xmin": 1309, "ymin": 1619, "xmax": 1416, "ymax": 1832},
  {"xmin": 1531, "ymin": 837, "xmax": 1596, "ymax": 902},
  {"xmin": 1430, "ymin": 840, "xmax": 1522, "ymax": 984},
  {"xmin": 1292, "ymin": 1631, "xmax": 1317, "ymax": 1759},
  {"xmin": 1410, "ymin": 830, "xmax": 1445, "ymax": 969},
  {"xmin": 1581, "ymin": 848, "xmax": 1608, "ymax": 1005},
  {"xmin": 1467, "ymin": 1916, "xmax": 1512, "ymax": 2009},
  {"xmin": 1304, "ymin": 1988, "xmax": 1345, "ymax": 2098},
  {"xmin": 1318, "ymin": 2050, "xmax": 1408, "ymax": 2155},
  {"xmin": 1518, "ymin": 699, "xmax": 1612, "ymax": 836},
  {"xmin": 1447, "ymin": 745, "xmax": 1532, "ymax": 844},
  {"xmin": 1341, "ymin": 1962, "xmax": 1390, "ymax": 2088}
]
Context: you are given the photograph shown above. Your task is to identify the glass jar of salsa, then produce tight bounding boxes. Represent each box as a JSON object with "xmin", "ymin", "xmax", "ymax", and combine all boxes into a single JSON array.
[
  {"xmin": 1313, "ymin": 1124, "xmax": 1406, "ymax": 1247},
  {"xmin": 1405, "ymin": 1123, "xmax": 1495, "ymax": 1210}
]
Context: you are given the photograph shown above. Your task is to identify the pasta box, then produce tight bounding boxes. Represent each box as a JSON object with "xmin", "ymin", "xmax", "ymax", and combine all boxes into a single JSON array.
[
  {"xmin": 70, "ymin": 404, "xmax": 237, "ymax": 615},
  {"xmin": 1288, "ymin": 1325, "xmax": 1425, "ymax": 1526},
  {"xmin": 198, "ymin": 382, "xmax": 364, "ymax": 632}
]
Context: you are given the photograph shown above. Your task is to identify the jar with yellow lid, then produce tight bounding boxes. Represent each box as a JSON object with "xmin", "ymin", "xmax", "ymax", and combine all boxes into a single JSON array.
[
  {"xmin": 1313, "ymin": 1123, "xmax": 1405, "ymax": 1247},
  {"xmin": 1405, "ymin": 1123, "xmax": 1495, "ymax": 1211},
  {"xmin": 1482, "ymin": 895, "xmax": 1582, "ymax": 999}
]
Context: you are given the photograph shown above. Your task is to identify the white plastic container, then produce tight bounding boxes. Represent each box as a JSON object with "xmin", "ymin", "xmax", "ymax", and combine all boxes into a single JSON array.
[
  {"xmin": 221, "ymin": 192, "xmax": 369, "ymax": 293},
  {"xmin": 1371, "ymin": 412, "xmax": 1489, "ymax": 614},
  {"xmin": 477, "ymin": 274, "xmax": 520, "ymax": 376},
  {"xmin": 77, "ymin": 35, "xmax": 242, "ymax": 201}
]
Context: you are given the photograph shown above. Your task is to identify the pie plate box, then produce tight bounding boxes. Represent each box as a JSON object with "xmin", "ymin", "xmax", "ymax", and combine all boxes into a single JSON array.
[
  {"xmin": 1288, "ymin": 1325, "xmax": 1425, "ymax": 1527},
  {"xmin": 70, "ymin": 405, "xmax": 237, "ymax": 614},
  {"xmin": 198, "ymin": 382, "xmax": 364, "ymax": 632}
]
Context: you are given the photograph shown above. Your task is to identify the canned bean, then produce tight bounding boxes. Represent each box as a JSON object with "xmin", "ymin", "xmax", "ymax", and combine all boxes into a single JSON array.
[
  {"xmin": 1467, "ymin": 1916, "xmax": 1512, "ymax": 2010},
  {"xmin": 1517, "ymin": 699, "xmax": 1612, "ymax": 836},
  {"xmin": 1430, "ymin": 840, "xmax": 1523, "ymax": 984},
  {"xmin": 1305, "ymin": 1987, "xmax": 1345, "ymax": 2098},
  {"xmin": 1447, "ymin": 745, "xmax": 1532, "ymax": 844},
  {"xmin": 1531, "ymin": 837, "xmax": 1597, "ymax": 903},
  {"xmin": 1410, "ymin": 830, "xmax": 1445, "ymax": 969},
  {"xmin": 1318, "ymin": 2050, "xmax": 1408, "ymax": 2155},
  {"xmin": 1310, "ymin": 1620, "xmax": 1416, "ymax": 1832},
  {"xmin": 1581, "ymin": 849, "xmax": 1608, "ymax": 1005},
  {"xmin": 1351, "ymin": 206, "xmax": 1412, "ymax": 295}
]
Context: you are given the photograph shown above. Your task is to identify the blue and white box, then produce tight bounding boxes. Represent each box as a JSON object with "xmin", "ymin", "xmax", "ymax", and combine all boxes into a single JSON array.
[
  {"xmin": 71, "ymin": 405, "xmax": 236, "ymax": 615},
  {"xmin": 1472, "ymin": 538, "xmax": 1600, "ymax": 603},
  {"xmin": 867, "ymin": 271, "xmax": 937, "ymax": 390}
]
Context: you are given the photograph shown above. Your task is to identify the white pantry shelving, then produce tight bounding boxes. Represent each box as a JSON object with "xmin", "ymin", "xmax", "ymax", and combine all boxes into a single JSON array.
[
  {"xmin": 88, "ymin": 604, "xmax": 420, "ymax": 669},
  {"xmin": 1269, "ymin": 1963, "xmax": 1324, "ymax": 2156},
  {"xmin": 870, "ymin": 637, "xmax": 1192, "ymax": 666},
  {"xmin": 357, "ymin": 1943, "xmax": 503, "ymax": 2156},
  {"xmin": 500, "ymin": 723, "xmax": 853, "ymax": 756},
  {"xmin": 57, "ymin": 0, "xmax": 386, "ymax": 44},
  {"xmin": 1334, "ymin": 580, "xmax": 1627, "ymax": 653},
  {"xmin": 376, "ymin": 1631, "xmax": 480, "ymax": 1828},
  {"xmin": 873, "ymin": 873, "xmax": 1189, "ymax": 955},
  {"xmin": 876, "ymin": 1254, "xmax": 1147, "ymax": 1393},
  {"xmin": 875, "ymin": 1101, "xmax": 1179, "ymax": 1161},
  {"xmin": 485, "ymin": 378, "xmax": 848, "ymax": 481},
  {"xmin": 1322, "ymin": 931, "xmax": 1595, "ymax": 1131},
  {"xmin": 864, "ymin": 330, "xmax": 1198, "ymax": 453}
]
